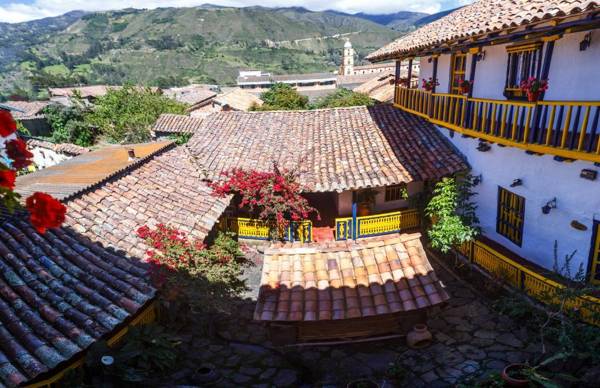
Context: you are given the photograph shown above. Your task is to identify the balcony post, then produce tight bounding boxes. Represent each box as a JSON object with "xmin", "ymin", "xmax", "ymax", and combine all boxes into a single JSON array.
[
  {"xmin": 351, "ymin": 192, "xmax": 358, "ymax": 241},
  {"xmin": 429, "ymin": 56, "xmax": 438, "ymax": 116},
  {"xmin": 407, "ymin": 58, "xmax": 413, "ymax": 88}
]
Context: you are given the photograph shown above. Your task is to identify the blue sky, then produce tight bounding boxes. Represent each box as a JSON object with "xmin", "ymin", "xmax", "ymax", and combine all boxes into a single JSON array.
[{"xmin": 0, "ymin": 0, "xmax": 473, "ymax": 23}]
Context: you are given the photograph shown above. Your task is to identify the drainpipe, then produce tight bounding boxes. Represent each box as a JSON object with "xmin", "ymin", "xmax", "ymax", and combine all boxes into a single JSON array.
[{"xmin": 351, "ymin": 191, "xmax": 358, "ymax": 241}]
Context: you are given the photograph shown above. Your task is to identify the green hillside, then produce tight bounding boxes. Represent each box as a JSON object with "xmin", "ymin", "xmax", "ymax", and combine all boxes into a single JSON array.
[{"xmin": 0, "ymin": 6, "xmax": 401, "ymax": 99}]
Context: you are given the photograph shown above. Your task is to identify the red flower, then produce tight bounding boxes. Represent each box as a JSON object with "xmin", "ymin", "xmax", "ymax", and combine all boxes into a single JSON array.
[
  {"xmin": 0, "ymin": 110, "xmax": 17, "ymax": 137},
  {"xmin": 25, "ymin": 192, "xmax": 67, "ymax": 233},
  {"xmin": 6, "ymin": 138, "xmax": 33, "ymax": 169},
  {"xmin": 0, "ymin": 170, "xmax": 16, "ymax": 190}
]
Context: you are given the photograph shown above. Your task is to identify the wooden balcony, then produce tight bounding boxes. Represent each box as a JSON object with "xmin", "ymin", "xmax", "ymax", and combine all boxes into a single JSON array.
[
  {"xmin": 395, "ymin": 86, "xmax": 600, "ymax": 163},
  {"xmin": 335, "ymin": 208, "xmax": 420, "ymax": 241},
  {"xmin": 221, "ymin": 217, "xmax": 313, "ymax": 243}
]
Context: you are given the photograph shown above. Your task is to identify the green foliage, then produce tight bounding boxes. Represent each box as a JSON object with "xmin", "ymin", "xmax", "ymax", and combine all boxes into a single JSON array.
[
  {"xmin": 252, "ymin": 83, "xmax": 309, "ymax": 111},
  {"xmin": 85, "ymin": 85, "xmax": 187, "ymax": 143},
  {"xmin": 43, "ymin": 98, "xmax": 96, "ymax": 146},
  {"xmin": 169, "ymin": 132, "xmax": 192, "ymax": 145},
  {"xmin": 85, "ymin": 324, "xmax": 180, "ymax": 382},
  {"xmin": 313, "ymin": 88, "xmax": 375, "ymax": 109},
  {"xmin": 425, "ymin": 173, "xmax": 479, "ymax": 253}
]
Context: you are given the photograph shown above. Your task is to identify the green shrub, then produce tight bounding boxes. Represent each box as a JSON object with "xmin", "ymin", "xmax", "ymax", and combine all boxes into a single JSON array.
[
  {"xmin": 85, "ymin": 85, "xmax": 187, "ymax": 143},
  {"xmin": 312, "ymin": 88, "xmax": 375, "ymax": 109},
  {"xmin": 251, "ymin": 83, "xmax": 309, "ymax": 111}
]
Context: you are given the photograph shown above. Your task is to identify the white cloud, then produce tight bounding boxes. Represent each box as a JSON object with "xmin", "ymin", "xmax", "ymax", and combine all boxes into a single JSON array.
[{"xmin": 0, "ymin": 0, "xmax": 454, "ymax": 23}]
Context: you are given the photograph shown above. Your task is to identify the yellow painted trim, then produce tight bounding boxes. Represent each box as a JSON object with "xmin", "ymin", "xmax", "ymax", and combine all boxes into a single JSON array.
[
  {"xmin": 460, "ymin": 238, "xmax": 600, "ymax": 326},
  {"xmin": 542, "ymin": 34, "xmax": 561, "ymax": 42},
  {"xmin": 506, "ymin": 42, "xmax": 542, "ymax": 53},
  {"xmin": 468, "ymin": 47, "xmax": 480, "ymax": 54},
  {"xmin": 26, "ymin": 301, "xmax": 158, "ymax": 388}
]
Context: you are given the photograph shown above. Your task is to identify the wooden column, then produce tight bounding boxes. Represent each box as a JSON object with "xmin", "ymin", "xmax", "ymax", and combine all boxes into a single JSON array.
[
  {"xmin": 533, "ymin": 37, "xmax": 558, "ymax": 143},
  {"xmin": 351, "ymin": 193, "xmax": 358, "ymax": 241},
  {"xmin": 395, "ymin": 59, "xmax": 402, "ymax": 104},
  {"xmin": 431, "ymin": 56, "xmax": 439, "ymax": 93},
  {"xmin": 407, "ymin": 58, "xmax": 413, "ymax": 88}
]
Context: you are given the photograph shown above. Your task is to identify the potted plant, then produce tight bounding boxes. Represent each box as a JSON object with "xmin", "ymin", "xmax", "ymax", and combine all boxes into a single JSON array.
[
  {"xmin": 347, "ymin": 378, "xmax": 379, "ymax": 388},
  {"xmin": 519, "ymin": 77, "xmax": 549, "ymax": 102},
  {"xmin": 356, "ymin": 189, "xmax": 377, "ymax": 217},
  {"xmin": 422, "ymin": 77, "xmax": 439, "ymax": 92},
  {"xmin": 501, "ymin": 353, "xmax": 573, "ymax": 387},
  {"xmin": 458, "ymin": 79, "xmax": 473, "ymax": 95}
]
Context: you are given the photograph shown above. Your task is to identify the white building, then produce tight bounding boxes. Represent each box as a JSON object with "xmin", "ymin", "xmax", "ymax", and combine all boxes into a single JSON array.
[{"xmin": 368, "ymin": 0, "xmax": 600, "ymax": 282}]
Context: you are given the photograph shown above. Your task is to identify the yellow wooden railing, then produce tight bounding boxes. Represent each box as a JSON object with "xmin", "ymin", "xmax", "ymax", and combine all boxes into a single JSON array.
[
  {"xmin": 221, "ymin": 217, "xmax": 312, "ymax": 243},
  {"xmin": 394, "ymin": 86, "xmax": 600, "ymax": 163},
  {"xmin": 459, "ymin": 240, "xmax": 600, "ymax": 326},
  {"xmin": 335, "ymin": 208, "xmax": 420, "ymax": 240}
]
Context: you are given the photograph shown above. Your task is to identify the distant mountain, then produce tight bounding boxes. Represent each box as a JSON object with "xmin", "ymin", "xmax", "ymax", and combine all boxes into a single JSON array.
[
  {"xmin": 414, "ymin": 7, "xmax": 460, "ymax": 27},
  {"xmin": 0, "ymin": 6, "xmax": 401, "ymax": 98},
  {"xmin": 351, "ymin": 11, "xmax": 429, "ymax": 32},
  {"xmin": 0, "ymin": 5, "xmax": 457, "ymax": 99}
]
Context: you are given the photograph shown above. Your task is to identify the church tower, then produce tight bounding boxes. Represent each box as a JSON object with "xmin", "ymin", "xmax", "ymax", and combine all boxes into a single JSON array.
[{"xmin": 340, "ymin": 39, "xmax": 354, "ymax": 76}]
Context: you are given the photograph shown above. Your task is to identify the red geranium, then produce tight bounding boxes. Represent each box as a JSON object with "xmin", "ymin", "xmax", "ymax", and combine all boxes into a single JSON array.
[
  {"xmin": 0, "ymin": 170, "xmax": 16, "ymax": 190},
  {"xmin": 6, "ymin": 138, "xmax": 33, "ymax": 169},
  {"xmin": 0, "ymin": 109, "xmax": 17, "ymax": 137},
  {"xmin": 25, "ymin": 192, "xmax": 67, "ymax": 234}
]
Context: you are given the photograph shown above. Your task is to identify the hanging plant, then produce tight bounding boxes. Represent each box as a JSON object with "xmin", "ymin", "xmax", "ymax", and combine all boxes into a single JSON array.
[
  {"xmin": 421, "ymin": 77, "xmax": 439, "ymax": 92},
  {"xmin": 458, "ymin": 79, "xmax": 473, "ymax": 95}
]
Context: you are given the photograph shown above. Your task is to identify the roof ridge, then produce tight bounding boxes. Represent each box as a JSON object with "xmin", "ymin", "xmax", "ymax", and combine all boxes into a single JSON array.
[{"xmin": 63, "ymin": 141, "xmax": 175, "ymax": 203}]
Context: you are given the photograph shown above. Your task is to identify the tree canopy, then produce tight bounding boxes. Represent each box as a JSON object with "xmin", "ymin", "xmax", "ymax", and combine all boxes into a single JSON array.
[
  {"xmin": 251, "ymin": 83, "xmax": 375, "ymax": 111},
  {"xmin": 312, "ymin": 88, "xmax": 374, "ymax": 109},
  {"xmin": 85, "ymin": 85, "xmax": 187, "ymax": 143},
  {"xmin": 251, "ymin": 83, "xmax": 309, "ymax": 111}
]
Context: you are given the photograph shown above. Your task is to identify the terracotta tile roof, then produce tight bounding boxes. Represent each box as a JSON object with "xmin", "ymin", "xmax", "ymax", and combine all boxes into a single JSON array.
[
  {"xmin": 214, "ymin": 88, "xmax": 263, "ymax": 111},
  {"xmin": 25, "ymin": 138, "xmax": 90, "ymax": 156},
  {"xmin": 2, "ymin": 101, "xmax": 50, "ymax": 120},
  {"xmin": 164, "ymin": 86, "xmax": 217, "ymax": 106},
  {"xmin": 353, "ymin": 73, "xmax": 396, "ymax": 103},
  {"xmin": 16, "ymin": 141, "xmax": 172, "ymax": 201},
  {"xmin": 0, "ymin": 214, "xmax": 154, "ymax": 386},
  {"xmin": 367, "ymin": 0, "xmax": 600, "ymax": 61},
  {"xmin": 187, "ymin": 105, "xmax": 467, "ymax": 192},
  {"xmin": 152, "ymin": 113, "xmax": 205, "ymax": 134},
  {"xmin": 254, "ymin": 233, "xmax": 449, "ymax": 321},
  {"xmin": 65, "ymin": 146, "xmax": 231, "ymax": 258},
  {"xmin": 48, "ymin": 85, "xmax": 116, "ymax": 98}
]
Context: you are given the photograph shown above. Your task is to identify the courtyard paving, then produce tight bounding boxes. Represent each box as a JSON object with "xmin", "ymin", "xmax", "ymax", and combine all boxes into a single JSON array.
[{"xmin": 168, "ymin": 247, "xmax": 541, "ymax": 387}]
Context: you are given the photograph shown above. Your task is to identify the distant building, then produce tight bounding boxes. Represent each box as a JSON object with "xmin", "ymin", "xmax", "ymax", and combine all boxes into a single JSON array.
[
  {"xmin": 237, "ymin": 71, "xmax": 337, "ymax": 91},
  {"xmin": 2, "ymin": 100, "xmax": 51, "ymax": 136}
]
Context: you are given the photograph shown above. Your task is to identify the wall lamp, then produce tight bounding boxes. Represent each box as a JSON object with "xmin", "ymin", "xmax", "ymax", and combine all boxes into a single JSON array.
[
  {"xmin": 510, "ymin": 179, "xmax": 522, "ymax": 187},
  {"xmin": 476, "ymin": 141, "xmax": 491, "ymax": 152},
  {"xmin": 580, "ymin": 33, "xmax": 592, "ymax": 51},
  {"xmin": 542, "ymin": 198, "xmax": 557, "ymax": 215},
  {"xmin": 476, "ymin": 51, "xmax": 486, "ymax": 62},
  {"xmin": 472, "ymin": 174, "xmax": 483, "ymax": 186}
]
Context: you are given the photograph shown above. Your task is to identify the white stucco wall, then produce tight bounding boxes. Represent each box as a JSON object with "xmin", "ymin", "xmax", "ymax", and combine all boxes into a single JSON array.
[
  {"xmin": 418, "ymin": 58, "xmax": 433, "ymax": 84},
  {"xmin": 30, "ymin": 147, "xmax": 72, "ymax": 169},
  {"xmin": 416, "ymin": 30, "xmax": 600, "ymax": 102},
  {"xmin": 545, "ymin": 30, "xmax": 600, "ymax": 101},
  {"xmin": 439, "ymin": 126, "xmax": 600, "ymax": 274}
]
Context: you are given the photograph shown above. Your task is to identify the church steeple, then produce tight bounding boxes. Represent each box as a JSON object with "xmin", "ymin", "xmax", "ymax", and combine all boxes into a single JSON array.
[{"xmin": 340, "ymin": 38, "xmax": 354, "ymax": 76}]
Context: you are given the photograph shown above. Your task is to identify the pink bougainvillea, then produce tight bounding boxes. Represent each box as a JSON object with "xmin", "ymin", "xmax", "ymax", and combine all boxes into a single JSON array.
[{"xmin": 209, "ymin": 162, "xmax": 319, "ymax": 232}]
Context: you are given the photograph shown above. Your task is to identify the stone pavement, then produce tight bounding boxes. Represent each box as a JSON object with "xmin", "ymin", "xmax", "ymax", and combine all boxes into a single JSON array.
[{"xmin": 167, "ymin": 249, "xmax": 540, "ymax": 387}]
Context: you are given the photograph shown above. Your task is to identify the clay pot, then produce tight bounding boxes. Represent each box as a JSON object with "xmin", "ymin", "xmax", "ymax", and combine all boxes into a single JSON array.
[
  {"xmin": 501, "ymin": 364, "xmax": 529, "ymax": 387},
  {"xmin": 191, "ymin": 366, "xmax": 222, "ymax": 386},
  {"xmin": 527, "ymin": 91, "xmax": 540, "ymax": 102},
  {"xmin": 357, "ymin": 203, "xmax": 371, "ymax": 217},
  {"xmin": 347, "ymin": 378, "xmax": 379, "ymax": 388},
  {"xmin": 406, "ymin": 324, "xmax": 432, "ymax": 349}
]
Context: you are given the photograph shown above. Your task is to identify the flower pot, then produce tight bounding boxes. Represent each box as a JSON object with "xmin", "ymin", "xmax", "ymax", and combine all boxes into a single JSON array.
[
  {"xmin": 192, "ymin": 366, "xmax": 222, "ymax": 386},
  {"xmin": 357, "ymin": 203, "xmax": 371, "ymax": 217},
  {"xmin": 347, "ymin": 378, "xmax": 379, "ymax": 388},
  {"xmin": 406, "ymin": 324, "xmax": 432, "ymax": 349},
  {"xmin": 526, "ymin": 91, "xmax": 540, "ymax": 102},
  {"xmin": 501, "ymin": 364, "xmax": 529, "ymax": 387}
]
